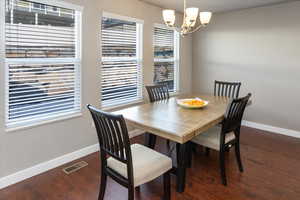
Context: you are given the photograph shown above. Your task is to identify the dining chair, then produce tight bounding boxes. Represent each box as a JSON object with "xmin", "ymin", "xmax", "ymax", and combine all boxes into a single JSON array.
[
  {"xmin": 145, "ymin": 84, "xmax": 170, "ymax": 149},
  {"xmin": 191, "ymin": 93, "xmax": 251, "ymax": 185},
  {"xmin": 146, "ymin": 84, "xmax": 170, "ymax": 103},
  {"xmin": 87, "ymin": 105, "xmax": 172, "ymax": 200},
  {"xmin": 203, "ymin": 80, "xmax": 242, "ymax": 155},
  {"xmin": 214, "ymin": 80, "xmax": 242, "ymax": 99}
]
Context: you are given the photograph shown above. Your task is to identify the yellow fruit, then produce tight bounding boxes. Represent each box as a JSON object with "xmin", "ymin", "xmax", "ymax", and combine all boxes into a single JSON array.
[{"xmin": 182, "ymin": 99, "xmax": 205, "ymax": 106}]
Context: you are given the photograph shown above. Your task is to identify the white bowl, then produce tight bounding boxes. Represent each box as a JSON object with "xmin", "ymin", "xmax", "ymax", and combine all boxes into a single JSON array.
[{"xmin": 177, "ymin": 98, "xmax": 209, "ymax": 109}]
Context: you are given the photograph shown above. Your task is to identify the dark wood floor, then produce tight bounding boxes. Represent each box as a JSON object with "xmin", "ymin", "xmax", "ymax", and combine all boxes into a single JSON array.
[{"xmin": 1, "ymin": 127, "xmax": 300, "ymax": 200}]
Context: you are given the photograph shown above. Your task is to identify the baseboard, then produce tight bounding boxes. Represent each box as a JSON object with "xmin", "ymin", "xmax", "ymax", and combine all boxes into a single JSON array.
[
  {"xmin": 242, "ymin": 120, "xmax": 300, "ymax": 139},
  {"xmin": 0, "ymin": 143, "xmax": 99, "ymax": 190},
  {"xmin": 1, "ymin": 123, "xmax": 298, "ymax": 190},
  {"xmin": 0, "ymin": 129, "xmax": 143, "ymax": 190}
]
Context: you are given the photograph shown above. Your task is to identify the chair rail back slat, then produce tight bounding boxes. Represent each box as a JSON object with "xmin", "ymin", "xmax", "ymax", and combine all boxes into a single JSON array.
[
  {"xmin": 214, "ymin": 80, "xmax": 241, "ymax": 99},
  {"xmin": 146, "ymin": 84, "xmax": 170, "ymax": 102},
  {"xmin": 222, "ymin": 93, "xmax": 251, "ymax": 133},
  {"xmin": 87, "ymin": 105, "xmax": 132, "ymax": 163}
]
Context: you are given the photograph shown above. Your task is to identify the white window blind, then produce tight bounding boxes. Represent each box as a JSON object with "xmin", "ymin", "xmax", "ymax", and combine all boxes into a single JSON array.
[
  {"xmin": 153, "ymin": 25, "xmax": 179, "ymax": 92},
  {"xmin": 101, "ymin": 15, "xmax": 143, "ymax": 108},
  {"xmin": 4, "ymin": 0, "xmax": 82, "ymax": 129}
]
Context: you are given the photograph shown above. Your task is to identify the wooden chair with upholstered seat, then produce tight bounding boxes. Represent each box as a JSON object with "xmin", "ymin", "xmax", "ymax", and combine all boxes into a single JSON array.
[
  {"xmin": 87, "ymin": 105, "xmax": 172, "ymax": 200},
  {"xmin": 146, "ymin": 84, "xmax": 170, "ymax": 103},
  {"xmin": 192, "ymin": 93, "xmax": 251, "ymax": 185},
  {"xmin": 145, "ymin": 84, "xmax": 171, "ymax": 149},
  {"xmin": 202, "ymin": 80, "xmax": 242, "ymax": 155},
  {"xmin": 214, "ymin": 80, "xmax": 241, "ymax": 99}
]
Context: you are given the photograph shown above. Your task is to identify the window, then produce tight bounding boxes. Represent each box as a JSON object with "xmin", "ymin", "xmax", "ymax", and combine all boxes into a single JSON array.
[
  {"xmin": 101, "ymin": 13, "xmax": 143, "ymax": 108},
  {"xmin": 3, "ymin": 0, "xmax": 82, "ymax": 129},
  {"xmin": 153, "ymin": 25, "xmax": 179, "ymax": 92}
]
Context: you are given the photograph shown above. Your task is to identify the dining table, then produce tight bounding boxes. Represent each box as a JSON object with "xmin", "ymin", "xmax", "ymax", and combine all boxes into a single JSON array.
[{"xmin": 113, "ymin": 94, "xmax": 230, "ymax": 193}]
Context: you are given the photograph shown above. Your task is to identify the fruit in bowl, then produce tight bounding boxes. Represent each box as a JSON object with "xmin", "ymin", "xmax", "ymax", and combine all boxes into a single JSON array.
[
  {"xmin": 177, "ymin": 98, "xmax": 209, "ymax": 108},
  {"xmin": 182, "ymin": 99, "xmax": 206, "ymax": 106}
]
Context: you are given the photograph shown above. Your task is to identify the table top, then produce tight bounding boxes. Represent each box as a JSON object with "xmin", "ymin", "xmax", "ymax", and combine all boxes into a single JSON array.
[{"xmin": 113, "ymin": 94, "xmax": 230, "ymax": 144}]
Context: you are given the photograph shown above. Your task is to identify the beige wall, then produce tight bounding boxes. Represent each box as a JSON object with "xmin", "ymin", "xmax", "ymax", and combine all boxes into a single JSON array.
[
  {"xmin": 192, "ymin": 2, "xmax": 300, "ymax": 132},
  {"xmin": 0, "ymin": 0, "xmax": 192, "ymax": 178}
]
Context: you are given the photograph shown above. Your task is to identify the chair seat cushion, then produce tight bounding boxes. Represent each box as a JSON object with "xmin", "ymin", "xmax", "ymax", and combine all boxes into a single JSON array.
[
  {"xmin": 192, "ymin": 126, "xmax": 235, "ymax": 150},
  {"xmin": 107, "ymin": 144, "xmax": 172, "ymax": 187}
]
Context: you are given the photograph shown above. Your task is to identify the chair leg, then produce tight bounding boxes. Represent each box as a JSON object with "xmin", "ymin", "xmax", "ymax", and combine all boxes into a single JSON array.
[
  {"xmin": 219, "ymin": 150, "xmax": 227, "ymax": 186},
  {"xmin": 163, "ymin": 171, "xmax": 171, "ymax": 200},
  {"xmin": 205, "ymin": 147, "xmax": 210, "ymax": 156},
  {"xmin": 98, "ymin": 170, "xmax": 107, "ymax": 200},
  {"xmin": 225, "ymin": 147, "xmax": 230, "ymax": 152},
  {"xmin": 235, "ymin": 142, "xmax": 244, "ymax": 172},
  {"xmin": 145, "ymin": 133, "xmax": 157, "ymax": 149},
  {"xmin": 135, "ymin": 186, "xmax": 140, "ymax": 191},
  {"xmin": 128, "ymin": 186, "xmax": 135, "ymax": 200}
]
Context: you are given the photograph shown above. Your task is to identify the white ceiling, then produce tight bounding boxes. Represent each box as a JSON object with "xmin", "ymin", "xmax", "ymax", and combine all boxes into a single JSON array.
[{"xmin": 141, "ymin": 0, "xmax": 296, "ymax": 13}]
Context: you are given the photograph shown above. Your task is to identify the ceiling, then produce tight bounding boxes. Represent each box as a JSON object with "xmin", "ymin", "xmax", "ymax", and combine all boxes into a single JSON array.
[{"xmin": 141, "ymin": 0, "xmax": 296, "ymax": 13}]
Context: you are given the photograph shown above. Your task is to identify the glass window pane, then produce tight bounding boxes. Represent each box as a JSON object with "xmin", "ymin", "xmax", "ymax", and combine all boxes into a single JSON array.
[
  {"xmin": 5, "ymin": 0, "xmax": 76, "ymax": 58},
  {"xmin": 154, "ymin": 26, "xmax": 178, "ymax": 92},
  {"xmin": 101, "ymin": 16, "xmax": 142, "ymax": 107}
]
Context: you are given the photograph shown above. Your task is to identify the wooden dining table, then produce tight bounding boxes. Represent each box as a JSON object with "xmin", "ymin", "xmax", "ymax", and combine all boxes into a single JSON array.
[{"xmin": 113, "ymin": 94, "xmax": 230, "ymax": 193}]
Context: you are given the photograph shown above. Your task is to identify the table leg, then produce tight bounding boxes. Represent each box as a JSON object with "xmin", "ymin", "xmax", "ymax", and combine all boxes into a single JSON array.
[
  {"xmin": 145, "ymin": 132, "xmax": 156, "ymax": 149},
  {"xmin": 176, "ymin": 143, "xmax": 187, "ymax": 193},
  {"xmin": 186, "ymin": 142, "xmax": 193, "ymax": 168}
]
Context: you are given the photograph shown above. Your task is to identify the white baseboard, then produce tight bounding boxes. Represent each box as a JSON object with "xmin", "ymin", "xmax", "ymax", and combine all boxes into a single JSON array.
[
  {"xmin": 242, "ymin": 120, "xmax": 300, "ymax": 139},
  {"xmin": 0, "ymin": 129, "xmax": 143, "ymax": 190},
  {"xmin": 0, "ymin": 143, "xmax": 99, "ymax": 190},
  {"xmin": 1, "ymin": 123, "xmax": 298, "ymax": 190}
]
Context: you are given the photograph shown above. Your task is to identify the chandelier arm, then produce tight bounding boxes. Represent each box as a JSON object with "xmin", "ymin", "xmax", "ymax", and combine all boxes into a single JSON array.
[
  {"xmin": 187, "ymin": 24, "xmax": 205, "ymax": 34},
  {"xmin": 164, "ymin": 23, "xmax": 181, "ymax": 32},
  {"xmin": 163, "ymin": 0, "xmax": 211, "ymax": 36}
]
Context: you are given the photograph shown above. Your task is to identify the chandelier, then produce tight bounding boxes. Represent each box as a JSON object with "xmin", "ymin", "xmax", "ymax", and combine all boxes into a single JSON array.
[{"xmin": 162, "ymin": 0, "xmax": 212, "ymax": 36}]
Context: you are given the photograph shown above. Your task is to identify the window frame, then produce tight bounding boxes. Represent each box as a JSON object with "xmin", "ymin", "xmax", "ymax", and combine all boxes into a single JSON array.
[
  {"xmin": 1, "ymin": 0, "xmax": 83, "ymax": 131},
  {"xmin": 153, "ymin": 23, "xmax": 180, "ymax": 94},
  {"xmin": 100, "ymin": 12, "xmax": 144, "ymax": 109}
]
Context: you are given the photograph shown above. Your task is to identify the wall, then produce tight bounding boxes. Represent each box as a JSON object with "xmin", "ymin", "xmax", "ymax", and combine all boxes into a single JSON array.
[
  {"xmin": 0, "ymin": 0, "xmax": 192, "ymax": 178},
  {"xmin": 192, "ymin": 1, "xmax": 300, "ymax": 133}
]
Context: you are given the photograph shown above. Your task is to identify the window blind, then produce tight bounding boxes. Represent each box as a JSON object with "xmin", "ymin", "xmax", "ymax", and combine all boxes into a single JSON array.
[
  {"xmin": 5, "ymin": 0, "xmax": 75, "ymax": 58},
  {"xmin": 153, "ymin": 26, "xmax": 179, "ymax": 92},
  {"xmin": 101, "ymin": 17, "xmax": 143, "ymax": 108},
  {"xmin": 4, "ymin": 0, "xmax": 81, "ymax": 129}
]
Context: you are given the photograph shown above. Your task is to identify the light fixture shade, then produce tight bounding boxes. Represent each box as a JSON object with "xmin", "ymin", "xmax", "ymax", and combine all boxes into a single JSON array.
[
  {"xmin": 199, "ymin": 12, "xmax": 212, "ymax": 25},
  {"xmin": 185, "ymin": 7, "xmax": 199, "ymax": 27},
  {"xmin": 186, "ymin": 7, "xmax": 199, "ymax": 21},
  {"xmin": 163, "ymin": 10, "xmax": 175, "ymax": 26}
]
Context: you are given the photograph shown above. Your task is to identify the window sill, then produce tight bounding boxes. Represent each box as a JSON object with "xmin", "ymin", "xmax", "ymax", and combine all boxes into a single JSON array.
[
  {"xmin": 6, "ymin": 112, "xmax": 82, "ymax": 133},
  {"xmin": 170, "ymin": 91, "xmax": 180, "ymax": 97},
  {"xmin": 102, "ymin": 99, "xmax": 144, "ymax": 112}
]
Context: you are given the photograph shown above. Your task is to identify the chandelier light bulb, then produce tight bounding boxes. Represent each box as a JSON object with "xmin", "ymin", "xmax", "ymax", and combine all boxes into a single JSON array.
[
  {"xmin": 185, "ymin": 7, "xmax": 199, "ymax": 21},
  {"xmin": 199, "ymin": 12, "xmax": 212, "ymax": 25},
  {"xmin": 185, "ymin": 7, "xmax": 199, "ymax": 27},
  {"xmin": 162, "ymin": 0, "xmax": 212, "ymax": 36},
  {"xmin": 163, "ymin": 10, "xmax": 176, "ymax": 26}
]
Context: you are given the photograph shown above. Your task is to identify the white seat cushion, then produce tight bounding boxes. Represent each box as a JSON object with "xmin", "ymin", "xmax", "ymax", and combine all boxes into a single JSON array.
[
  {"xmin": 192, "ymin": 126, "xmax": 235, "ymax": 151},
  {"xmin": 107, "ymin": 144, "xmax": 172, "ymax": 187}
]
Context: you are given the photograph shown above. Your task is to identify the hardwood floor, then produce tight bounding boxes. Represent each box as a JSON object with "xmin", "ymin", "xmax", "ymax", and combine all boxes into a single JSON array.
[{"xmin": 1, "ymin": 127, "xmax": 300, "ymax": 200}]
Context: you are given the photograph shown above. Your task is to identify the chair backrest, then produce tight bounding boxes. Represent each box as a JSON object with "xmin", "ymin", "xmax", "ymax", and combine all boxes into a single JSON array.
[
  {"xmin": 146, "ymin": 84, "xmax": 170, "ymax": 102},
  {"xmin": 87, "ymin": 105, "xmax": 132, "ymax": 165},
  {"xmin": 214, "ymin": 80, "xmax": 241, "ymax": 98},
  {"xmin": 222, "ymin": 93, "xmax": 251, "ymax": 134}
]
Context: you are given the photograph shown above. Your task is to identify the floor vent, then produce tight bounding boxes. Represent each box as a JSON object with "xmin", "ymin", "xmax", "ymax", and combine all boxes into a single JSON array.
[{"xmin": 63, "ymin": 161, "xmax": 88, "ymax": 174}]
